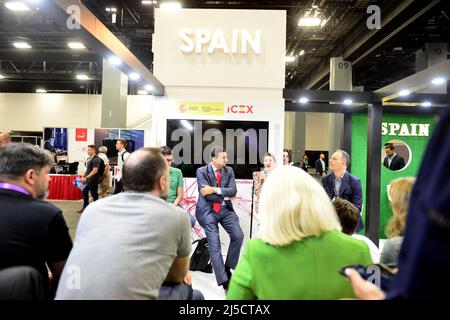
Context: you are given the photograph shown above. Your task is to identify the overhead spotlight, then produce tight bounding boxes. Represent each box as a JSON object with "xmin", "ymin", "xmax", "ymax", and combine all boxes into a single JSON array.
[
  {"xmin": 137, "ymin": 90, "xmax": 149, "ymax": 95},
  {"xmin": 68, "ymin": 42, "xmax": 85, "ymax": 49},
  {"xmin": 5, "ymin": 2, "xmax": 30, "ymax": 11},
  {"xmin": 105, "ymin": 7, "xmax": 111, "ymax": 12},
  {"xmin": 129, "ymin": 73, "xmax": 140, "ymax": 80},
  {"xmin": 285, "ymin": 56, "xmax": 296, "ymax": 63},
  {"xmin": 299, "ymin": 50, "xmax": 305, "ymax": 56},
  {"xmin": 431, "ymin": 77, "xmax": 446, "ymax": 85},
  {"xmin": 76, "ymin": 74, "xmax": 90, "ymax": 80},
  {"xmin": 142, "ymin": 0, "xmax": 153, "ymax": 4},
  {"xmin": 398, "ymin": 89, "xmax": 410, "ymax": 96},
  {"xmin": 0, "ymin": 74, "xmax": 5, "ymax": 79},
  {"xmin": 160, "ymin": 2, "xmax": 182, "ymax": 10},
  {"xmin": 110, "ymin": 7, "xmax": 117, "ymax": 12},
  {"xmin": 421, "ymin": 102, "xmax": 431, "ymax": 107},
  {"xmin": 299, "ymin": 97, "xmax": 308, "ymax": 104},
  {"xmin": 36, "ymin": 89, "xmax": 47, "ymax": 93},
  {"xmin": 343, "ymin": 99, "xmax": 353, "ymax": 105},
  {"xmin": 108, "ymin": 56, "xmax": 122, "ymax": 65},
  {"xmin": 298, "ymin": 17, "xmax": 321, "ymax": 26},
  {"xmin": 144, "ymin": 84, "xmax": 154, "ymax": 91},
  {"xmin": 13, "ymin": 42, "xmax": 32, "ymax": 49}
]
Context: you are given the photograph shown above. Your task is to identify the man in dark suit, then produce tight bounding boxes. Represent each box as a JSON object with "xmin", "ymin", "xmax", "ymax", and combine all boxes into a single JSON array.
[
  {"xmin": 0, "ymin": 143, "xmax": 73, "ymax": 299},
  {"xmin": 315, "ymin": 153, "xmax": 327, "ymax": 176},
  {"xmin": 195, "ymin": 147, "xmax": 244, "ymax": 291},
  {"xmin": 322, "ymin": 150, "xmax": 364, "ymax": 231},
  {"xmin": 383, "ymin": 143, "xmax": 406, "ymax": 171}
]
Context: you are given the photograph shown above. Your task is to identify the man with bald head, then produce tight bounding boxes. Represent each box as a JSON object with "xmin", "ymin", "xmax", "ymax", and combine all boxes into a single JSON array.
[
  {"xmin": 56, "ymin": 147, "xmax": 203, "ymax": 300},
  {"xmin": 0, "ymin": 132, "xmax": 11, "ymax": 145}
]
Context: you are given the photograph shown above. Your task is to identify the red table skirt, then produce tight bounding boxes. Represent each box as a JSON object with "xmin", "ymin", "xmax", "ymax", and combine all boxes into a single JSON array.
[{"xmin": 48, "ymin": 175, "xmax": 82, "ymax": 200}]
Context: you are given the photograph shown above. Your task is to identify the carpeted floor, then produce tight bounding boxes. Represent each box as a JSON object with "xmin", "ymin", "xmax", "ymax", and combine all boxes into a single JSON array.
[{"xmin": 49, "ymin": 200, "xmax": 226, "ymax": 300}]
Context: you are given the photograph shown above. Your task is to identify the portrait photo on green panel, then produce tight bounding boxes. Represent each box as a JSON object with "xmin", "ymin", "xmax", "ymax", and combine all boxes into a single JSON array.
[{"xmin": 382, "ymin": 140, "xmax": 411, "ymax": 172}]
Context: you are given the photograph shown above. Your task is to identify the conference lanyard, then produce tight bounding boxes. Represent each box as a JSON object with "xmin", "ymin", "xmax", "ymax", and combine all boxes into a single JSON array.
[{"xmin": 0, "ymin": 182, "xmax": 31, "ymax": 196}]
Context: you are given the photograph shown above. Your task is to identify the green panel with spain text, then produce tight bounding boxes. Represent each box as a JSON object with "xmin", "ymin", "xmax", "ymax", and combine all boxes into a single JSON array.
[{"xmin": 351, "ymin": 112, "xmax": 437, "ymax": 238}]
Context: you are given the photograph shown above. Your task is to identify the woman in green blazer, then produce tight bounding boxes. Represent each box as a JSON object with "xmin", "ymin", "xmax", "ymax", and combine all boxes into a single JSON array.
[{"xmin": 227, "ymin": 166, "xmax": 372, "ymax": 300}]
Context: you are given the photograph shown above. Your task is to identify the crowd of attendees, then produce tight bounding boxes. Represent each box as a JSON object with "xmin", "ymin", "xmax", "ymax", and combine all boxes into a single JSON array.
[{"xmin": 0, "ymin": 107, "xmax": 449, "ymax": 300}]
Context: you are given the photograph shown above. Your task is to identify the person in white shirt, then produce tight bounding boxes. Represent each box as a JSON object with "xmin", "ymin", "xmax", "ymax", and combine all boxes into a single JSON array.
[
  {"xmin": 97, "ymin": 146, "xmax": 110, "ymax": 198},
  {"xmin": 333, "ymin": 197, "xmax": 380, "ymax": 263},
  {"xmin": 113, "ymin": 139, "xmax": 130, "ymax": 194},
  {"xmin": 315, "ymin": 153, "xmax": 327, "ymax": 176}
]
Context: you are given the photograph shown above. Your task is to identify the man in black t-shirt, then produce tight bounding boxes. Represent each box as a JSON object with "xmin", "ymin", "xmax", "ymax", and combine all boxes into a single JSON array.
[
  {"xmin": 0, "ymin": 143, "xmax": 73, "ymax": 299},
  {"xmin": 80, "ymin": 144, "xmax": 102, "ymax": 211}
]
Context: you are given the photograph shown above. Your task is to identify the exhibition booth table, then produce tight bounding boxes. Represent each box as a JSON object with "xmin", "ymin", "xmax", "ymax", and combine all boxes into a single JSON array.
[{"xmin": 48, "ymin": 174, "xmax": 82, "ymax": 200}]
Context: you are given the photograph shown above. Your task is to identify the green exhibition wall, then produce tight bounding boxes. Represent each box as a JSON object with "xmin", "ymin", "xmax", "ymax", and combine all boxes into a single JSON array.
[{"xmin": 351, "ymin": 112, "xmax": 437, "ymax": 238}]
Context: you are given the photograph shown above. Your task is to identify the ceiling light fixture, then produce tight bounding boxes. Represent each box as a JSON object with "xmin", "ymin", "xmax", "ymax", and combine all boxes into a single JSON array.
[
  {"xmin": 36, "ymin": 89, "xmax": 47, "ymax": 93},
  {"xmin": 285, "ymin": 56, "xmax": 296, "ymax": 63},
  {"xmin": 76, "ymin": 74, "xmax": 90, "ymax": 80},
  {"xmin": 108, "ymin": 56, "xmax": 121, "ymax": 65},
  {"xmin": 299, "ymin": 50, "xmax": 305, "ymax": 56},
  {"xmin": 431, "ymin": 77, "xmax": 446, "ymax": 85},
  {"xmin": 13, "ymin": 42, "xmax": 32, "ymax": 49},
  {"xmin": 399, "ymin": 89, "xmax": 410, "ymax": 96},
  {"xmin": 160, "ymin": 2, "xmax": 182, "ymax": 10},
  {"xmin": 0, "ymin": 74, "xmax": 5, "ymax": 79},
  {"xmin": 299, "ymin": 5, "xmax": 328, "ymax": 28},
  {"xmin": 129, "ymin": 73, "xmax": 140, "ymax": 80},
  {"xmin": 299, "ymin": 97, "xmax": 308, "ymax": 104},
  {"xmin": 68, "ymin": 42, "xmax": 85, "ymax": 49},
  {"xmin": 421, "ymin": 102, "xmax": 431, "ymax": 107},
  {"xmin": 144, "ymin": 84, "xmax": 154, "ymax": 91},
  {"xmin": 137, "ymin": 90, "xmax": 149, "ymax": 95},
  {"xmin": 5, "ymin": 2, "xmax": 30, "ymax": 11},
  {"xmin": 343, "ymin": 99, "xmax": 353, "ymax": 105}
]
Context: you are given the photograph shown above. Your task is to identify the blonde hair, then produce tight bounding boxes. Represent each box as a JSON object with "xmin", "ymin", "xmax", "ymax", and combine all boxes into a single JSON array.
[
  {"xmin": 386, "ymin": 177, "xmax": 415, "ymax": 238},
  {"xmin": 258, "ymin": 166, "xmax": 341, "ymax": 246}
]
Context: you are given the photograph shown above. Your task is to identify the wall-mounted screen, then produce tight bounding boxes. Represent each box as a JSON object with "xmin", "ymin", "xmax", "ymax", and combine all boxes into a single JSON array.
[{"xmin": 166, "ymin": 119, "xmax": 269, "ymax": 179}]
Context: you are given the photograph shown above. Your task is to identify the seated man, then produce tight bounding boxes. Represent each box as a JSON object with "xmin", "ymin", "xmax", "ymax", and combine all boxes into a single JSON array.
[
  {"xmin": 56, "ymin": 148, "xmax": 203, "ymax": 300},
  {"xmin": 0, "ymin": 143, "xmax": 73, "ymax": 299}
]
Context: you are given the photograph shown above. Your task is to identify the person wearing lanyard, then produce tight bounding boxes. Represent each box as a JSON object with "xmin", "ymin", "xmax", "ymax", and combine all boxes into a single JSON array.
[{"xmin": 0, "ymin": 143, "xmax": 73, "ymax": 299}]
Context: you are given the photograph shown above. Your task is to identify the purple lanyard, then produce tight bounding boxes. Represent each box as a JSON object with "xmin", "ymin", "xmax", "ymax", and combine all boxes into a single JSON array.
[{"xmin": 0, "ymin": 182, "xmax": 31, "ymax": 196}]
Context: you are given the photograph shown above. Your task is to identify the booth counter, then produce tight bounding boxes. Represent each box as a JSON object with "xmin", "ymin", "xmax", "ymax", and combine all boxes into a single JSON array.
[{"xmin": 48, "ymin": 174, "xmax": 82, "ymax": 200}]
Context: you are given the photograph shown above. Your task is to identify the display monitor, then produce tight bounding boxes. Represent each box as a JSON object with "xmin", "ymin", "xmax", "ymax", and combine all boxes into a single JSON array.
[{"xmin": 166, "ymin": 119, "xmax": 269, "ymax": 179}]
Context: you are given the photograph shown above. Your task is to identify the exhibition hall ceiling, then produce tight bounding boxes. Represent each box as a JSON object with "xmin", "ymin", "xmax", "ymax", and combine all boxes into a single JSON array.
[{"xmin": 0, "ymin": 0, "xmax": 448, "ymax": 93}]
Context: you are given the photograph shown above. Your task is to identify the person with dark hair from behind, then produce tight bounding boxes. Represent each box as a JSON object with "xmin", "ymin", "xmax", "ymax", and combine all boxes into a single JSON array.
[
  {"xmin": 0, "ymin": 131, "xmax": 12, "ymax": 145},
  {"xmin": 322, "ymin": 150, "xmax": 364, "ymax": 232},
  {"xmin": 113, "ymin": 139, "xmax": 130, "ymax": 194},
  {"xmin": 346, "ymin": 108, "xmax": 450, "ymax": 300},
  {"xmin": 0, "ymin": 143, "xmax": 73, "ymax": 299},
  {"xmin": 56, "ymin": 148, "xmax": 203, "ymax": 300},
  {"xmin": 43, "ymin": 128, "xmax": 56, "ymax": 153},
  {"xmin": 160, "ymin": 145, "xmax": 196, "ymax": 227},
  {"xmin": 79, "ymin": 145, "xmax": 101, "ymax": 212},
  {"xmin": 380, "ymin": 177, "xmax": 415, "ymax": 266},
  {"xmin": 333, "ymin": 198, "xmax": 379, "ymax": 263},
  {"xmin": 383, "ymin": 143, "xmax": 406, "ymax": 171},
  {"xmin": 196, "ymin": 146, "xmax": 244, "ymax": 292}
]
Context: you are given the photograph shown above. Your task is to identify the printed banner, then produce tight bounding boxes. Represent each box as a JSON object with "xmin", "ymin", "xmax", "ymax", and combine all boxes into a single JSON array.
[{"xmin": 176, "ymin": 101, "xmax": 225, "ymax": 116}]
